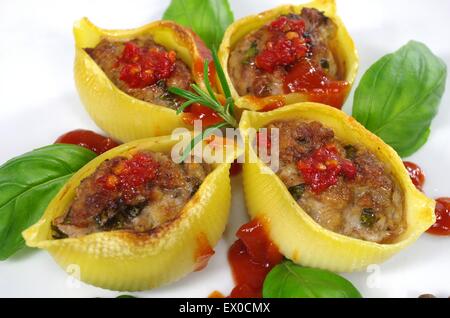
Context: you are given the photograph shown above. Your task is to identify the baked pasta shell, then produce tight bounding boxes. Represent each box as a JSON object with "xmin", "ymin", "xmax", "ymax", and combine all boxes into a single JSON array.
[
  {"xmin": 240, "ymin": 103, "xmax": 435, "ymax": 272},
  {"xmin": 23, "ymin": 135, "xmax": 232, "ymax": 291},
  {"xmin": 218, "ymin": 0, "xmax": 358, "ymax": 112},
  {"xmin": 74, "ymin": 18, "xmax": 212, "ymax": 142}
]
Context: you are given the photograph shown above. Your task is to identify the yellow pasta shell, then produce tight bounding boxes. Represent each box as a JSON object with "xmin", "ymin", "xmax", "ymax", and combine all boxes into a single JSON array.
[
  {"xmin": 74, "ymin": 18, "xmax": 212, "ymax": 142},
  {"xmin": 218, "ymin": 0, "xmax": 358, "ymax": 111},
  {"xmin": 240, "ymin": 103, "xmax": 435, "ymax": 272},
  {"xmin": 23, "ymin": 135, "xmax": 232, "ymax": 291}
]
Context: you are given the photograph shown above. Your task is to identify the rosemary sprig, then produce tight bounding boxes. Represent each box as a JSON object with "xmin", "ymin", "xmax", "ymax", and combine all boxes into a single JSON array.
[
  {"xmin": 168, "ymin": 50, "xmax": 238, "ymax": 162},
  {"xmin": 180, "ymin": 121, "xmax": 229, "ymax": 162}
]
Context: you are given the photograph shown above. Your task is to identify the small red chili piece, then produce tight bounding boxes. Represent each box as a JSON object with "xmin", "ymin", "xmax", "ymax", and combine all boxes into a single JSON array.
[{"xmin": 297, "ymin": 144, "xmax": 356, "ymax": 193}]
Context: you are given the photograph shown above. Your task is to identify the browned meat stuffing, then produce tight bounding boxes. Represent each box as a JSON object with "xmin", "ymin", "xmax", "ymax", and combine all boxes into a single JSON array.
[
  {"xmin": 86, "ymin": 37, "xmax": 193, "ymax": 109},
  {"xmin": 264, "ymin": 120, "xmax": 405, "ymax": 243},
  {"xmin": 228, "ymin": 8, "xmax": 341, "ymax": 97},
  {"xmin": 53, "ymin": 151, "xmax": 211, "ymax": 238}
]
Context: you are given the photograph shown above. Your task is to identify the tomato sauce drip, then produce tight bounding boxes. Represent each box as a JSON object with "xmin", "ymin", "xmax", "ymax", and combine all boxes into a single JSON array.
[
  {"xmin": 284, "ymin": 59, "xmax": 349, "ymax": 109},
  {"xmin": 194, "ymin": 233, "xmax": 215, "ymax": 271},
  {"xmin": 117, "ymin": 42, "xmax": 176, "ymax": 88},
  {"xmin": 403, "ymin": 161, "xmax": 425, "ymax": 191},
  {"xmin": 55, "ymin": 129, "xmax": 120, "ymax": 155},
  {"xmin": 297, "ymin": 144, "xmax": 356, "ymax": 193},
  {"xmin": 255, "ymin": 16, "xmax": 308, "ymax": 72},
  {"xmin": 228, "ymin": 219, "xmax": 283, "ymax": 298},
  {"xmin": 96, "ymin": 152, "xmax": 159, "ymax": 203},
  {"xmin": 427, "ymin": 198, "xmax": 450, "ymax": 236}
]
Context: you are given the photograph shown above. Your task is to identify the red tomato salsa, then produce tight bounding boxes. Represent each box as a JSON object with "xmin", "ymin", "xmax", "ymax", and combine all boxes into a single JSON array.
[
  {"xmin": 228, "ymin": 10, "xmax": 349, "ymax": 109},
  {"xmin": 255, "ymin": 16, "xmax": 308, "ymax": 72},
  {"xmin": 95, "ymin": 152, "xmax": 159, "ymax": 203},
  {"xmin": 297, "ymin": 143, "xmax": 356, "ymax": 193},
  {"xmin": 117, "ymin": 42, "xmax": 177, "ymax": 89}
]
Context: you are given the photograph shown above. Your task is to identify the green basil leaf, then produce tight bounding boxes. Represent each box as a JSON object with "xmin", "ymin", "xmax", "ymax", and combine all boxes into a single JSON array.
[
  {"xmin": 352, "ymin": 41, "xmax": 447, "ymax": 157},
  {"xmin": 163, "ymin": 0, "xmax": 234, "ymax": 50},
  {"xmin": 0, "ymin": 144, "xmax": 96, "ymax": 260},
  {"xmin": 263, "ymin": 260, "xmax": 362, "ymax": 298}
]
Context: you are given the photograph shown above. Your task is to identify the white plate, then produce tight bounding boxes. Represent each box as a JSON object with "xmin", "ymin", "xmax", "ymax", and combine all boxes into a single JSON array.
[{"xmin": 0, "ymin": 0, "xmax": 449, "ymax": 298}]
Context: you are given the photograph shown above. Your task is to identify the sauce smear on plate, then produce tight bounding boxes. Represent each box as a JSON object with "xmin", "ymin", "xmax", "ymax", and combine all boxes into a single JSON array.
[
  {"xmin": 403, "ymin": 161, "xmax": 425, "ymax": 191},
  {"xmin": 228, "ymin": 219, "xmax": 283, "ymax": 298},
  {"xmin": 427, "ymin": 198, "xmax": 450, "ymax": 236}
]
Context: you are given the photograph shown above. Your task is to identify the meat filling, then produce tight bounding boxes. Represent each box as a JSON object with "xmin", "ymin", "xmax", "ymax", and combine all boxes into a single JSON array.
[
  {"xmin": 86, "ymin": 37, "xmax": 193, "ymax": 109},
  {"xmin": 52, "ymin": 151, "xmax": 211, "ymax": 238},
  {"xmin": 263, "ymin": 120, "xmax": 405, "ymax": 243},
  {"xmin": 229, "ymin": 8, "xmax": 344, "ymax": 98}
]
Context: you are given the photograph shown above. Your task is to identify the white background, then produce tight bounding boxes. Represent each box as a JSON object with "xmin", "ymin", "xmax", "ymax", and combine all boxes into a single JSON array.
[{"xmin": 0, "ymin": 0, "xmax": 449, "ymax": 298}]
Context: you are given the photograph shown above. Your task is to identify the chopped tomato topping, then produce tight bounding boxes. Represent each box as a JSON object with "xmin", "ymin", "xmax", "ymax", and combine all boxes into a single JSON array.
[
  {"xmin": 253, "ymin": 16, "xmax": 349, "ymax": 109},
  {"xmin": 96, "ymin": 153, "xmax": 159, "ymax": 202},
  {"xmin": 297, "ymin": 144, "xmax": 356, "ymax": 193},
  {"xmin": 117, "ymin": 42, "xmax": 176, "ymax": 88},
  {"xmin": 255, "ymin": 16, "xmax": 308, "ymax": 72},
  {"xmin": 269, "ymin": 15, "xmax": 306, "ymax": 33}
]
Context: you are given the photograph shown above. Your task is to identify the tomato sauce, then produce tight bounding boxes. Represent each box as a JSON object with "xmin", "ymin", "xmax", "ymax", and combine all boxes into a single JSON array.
[
  {"xmin": 284, "ymin": 59, "xmax": 349, "ymax": 109},
  {"xmin": 228, "ymin": 219, "xmax": 283, "ymax": 298},
  {"xmin": 55, "ymin": 129, "xmax": 120, "ymax": 155},
  {"xmin": 194, "ymin": 233, "xmax": 215, "ymax": 271},
  {"xmin": 252, "ymin": 15, "xmax": 349, "ymax": 109},
  {"xmin": 194, "ymin": 59, "xmax": 217, "ymax": 89},
  {"xmin": 427, "ymin": 198, "xmax": 450, "ymax": 236},
  {"xmin": 261, "ymin": 97, "xmax": 286, "ymax": 112},
  {"xmin": 403, "ymin": 161, "xmax": 425, "ymax": 191},
  {"xmin": 402, "ymin": 162, "xmax": 449, "ymax": 236},
  {"xmin": 182, "ymin": 103, "xmax": 224, "ymax": 127},
  {"xmin": 297, "ymin": 143, "xmax": 356, "ymax": 193},
  {"xmin": 117, "ymin": 42, "xmax": 176, "ymax": 88},
  {"xmin": 230, "ymin": 160, "xmax": 243, "ymax": 176},
  {"xmin": 208, "ymin": 291, "xmax": 225, "ymax": 298}
]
